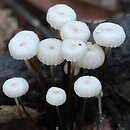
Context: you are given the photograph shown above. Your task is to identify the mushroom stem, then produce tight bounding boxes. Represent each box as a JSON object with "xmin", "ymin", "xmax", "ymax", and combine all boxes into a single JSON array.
[
  {"xmin": 18, "ymin": 97, "xmax": 43, "ymax": 130},
  {"xmin": 67, "ymin": 61, "xmax": 71, "ymax": 92},
  {"xmin": 79, "ymin": 98, "xmax": 88, "ymax": 130},
  {"xmin": 104, "ymin": 47, "xmax": 111, "ymax": 69},
  {"xmin": 14, "ymin": 97, "xmax": 26, "ymax": 129},
  {"xmin": 50, "ymin": 65, "xmax": 55, "ymax": 85},
  {"xmin": 24, "ymin": 60, "xmax": 43, "ymax": 93},
  {"xmin": 14, "ymin": 97, "xmax": 20, "ymax": 106},
  {"xmin": 56, "ymin": 106, "xmax": 64, "ymax": 130},
  {"xmin": 98, "ymin": 92, "xmax": 103, "ymax": 130},
  {"xmin": 67, "ymin": 63, "xmax": 75, "ymax": 130},
  {"xmin": 30, "ymin": 58, "xmax": 46, "ymax": 84},
  {"xmin": 67, "ymin": 62, "xmax": 75, "ymax": 110}
]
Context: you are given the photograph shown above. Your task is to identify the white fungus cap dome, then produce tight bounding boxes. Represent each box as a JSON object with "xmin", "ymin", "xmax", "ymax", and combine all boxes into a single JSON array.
[
  {"xmin": 15, "ymin": 30, "xmax": 40, "ymax": 43},
  {"xmin": 60, "ymin": 21, "xmax": 90, "ymax": 42},
  {"xmin": 62, "ymin": 39, "xmax": 87, "ymax": 62},
  {"xmin": 93, "ymin": 22, "xmax": 126, "ymax": 48},
  {"xmin": 64, "ymin": 62, "xmax": 80, "ymax": 76},
  {"xmin": 9, "ymin": 34, "xmax": 39, "ymax": 60},
  {"xmin": 74, "ymin": 76, "xmax": 102, "ymax": 98},
  {"xmin": 37, "ymin": 38, "xmax": 64, "ymax": 66},
  {"xmin": 77, "ymin": 42, "xmax": 105, "ymax": 69},
  {"xmin": 46, "ymin": 4, "xmax": 76, "ymax": 30},
  {"xmin": 46, "ymin": 87, "xmax": 67, "ymax": 106},
  {"xmin": 2, "ymin": 77, "xmax": 29, "ymax": 98}
]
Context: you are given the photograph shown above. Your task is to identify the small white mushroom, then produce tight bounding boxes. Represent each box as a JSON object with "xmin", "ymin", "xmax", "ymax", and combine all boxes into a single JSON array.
[
  {"xmin": 62, "ymin": 39, "xmax": 87, "ymax": 62},
  {"xmin": 77, "ymin": 42, "xmax": 105, "ymax": 69},
  {"xmin": 8, "ymin": 30, "xmax": 39, "ymax": 60},
  {"xmin": 60, "ymin": 21, "xmax": 90, "ymax": 42},
  {"xmin": 93, "ymin": 22, "xmax": 126, "ymax": 48},
  {"xmin": 46, "ymin": 4, "xmax": 76, "ymax": 30},
  {"xmin": 37, "ymin": 38, "xmax": 64, "ymax": 66},
  {"xmin": 2, "ymin": 77, "xmax": 32, "ymax": 123},
  {"xmin": 46, "ymin": 87, "xmax": 67, "ymax": 106},
  {"xmin": 2, "ymin": 77, "xmax": 29, "ymax": 98},
  {"xmin": 74, "ymin": 76, "xmax": 102, "ymax": 98}
]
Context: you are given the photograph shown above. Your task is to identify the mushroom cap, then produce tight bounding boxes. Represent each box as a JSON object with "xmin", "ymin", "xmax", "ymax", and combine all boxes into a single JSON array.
[
  {"xmin": 93, "ymin": 22, "xmax": 126, "ymax": 48},
  {"xmin": 77, "ymin": 42, "xmax": 105, "ymax": 69},
  {"xmin": 46, "ymin": 4, "xmax": 76, "ymax": 30},
  {"xmin": 64, "ymin": 62, "xmax": 80, "ymax": 76},
  {"xmin": 46, "ymin": 87, "xmax": 67, "ymax": 106},
  {"xmin": 9, "ymin": 31, "xmax": 39, "ymax": 60},
  {"xmin": 2, "ymin": 77, "xmax": 29, "ymax": 98},
  {"xmin": 74, "ymin": 76, "xmax": 102, "ymax": 98},
  {"xmin": 37, "ymin": 38, "xmax": 64, "ymax": 66},
  {"xmin": 15, "ymin": 30, "xmax": 40, "ymax": 43},
  {"xmin": 60, "ymin": 21, "xmax": 90, "ymax": 42},
  {"xmin": 62, "ymin": 39, "xmax": 87, "ymax": 62}
]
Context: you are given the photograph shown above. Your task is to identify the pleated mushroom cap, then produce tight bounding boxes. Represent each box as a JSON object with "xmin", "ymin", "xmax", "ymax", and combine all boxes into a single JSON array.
[
  {"xmin": 74, "ymin": 76, "xmax": 102, "ymax": 98},
  {"xmin": 46, "ymin": 87, "xmax": 67, "ymax": 106},
  {"xmin": 37, "ymin": 38, "xmax": 64, "ymax": 66},
  {"xmin": 2, "ymin": 77, "xmax": 29, "ymax": 98},
  {"xmin": 62, "ymin": 39, "xmax": 87, "ymax": 62},
  {"xmin": 46, "ymin": 4, "xmax": 76, "ymax": 30},
  {"xmin": 8, "ymin": 31, "xmax": 39, "ymax": 60},
  {"xmin": 60, "ymin": 21, "xmax": 90, "ymax": 42},
  {"xmin": 93, "ymin": 22, "xmax": 126, "ymax": 48},
  {"xmin": 77, "ymin": 42, "xmax": 105, "ymax": 69}
]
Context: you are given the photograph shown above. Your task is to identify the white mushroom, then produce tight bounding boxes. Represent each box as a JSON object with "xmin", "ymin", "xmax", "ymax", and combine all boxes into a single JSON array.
[
  {"xmin": 8, "ymin": 30, "xmax": 39, "ymax": 60},
  {"xmin": 46, "ymin": 87, "xmax": 67, "ymax": 106},
  {"xmin": 62, "ymin": 39, "xmax": 87, "ymax": 62},
  {"xmin": 93, "ymin": 22, "xmax": 126, "ymax": 48},
  {"xmin": 77, "ymin": 42, "xmax": 105, "ymax": 69},
  {"xmin": 74, "ymin": 76, "xmax": 102, "ymax": 98},
  {"xmin": 37, "ymin": 38, "xmax": 63, "ymax": 66},
  {"xmin": 60, "ymin": 21, "xmax": 90, "ymax": 42},
  {"xmin": 2, "ymin": 77, "xmax": 29, "ymax": 98},
  {"xmin": 46, "ymin": 4, "xmax": 76, "ymax": 30}
]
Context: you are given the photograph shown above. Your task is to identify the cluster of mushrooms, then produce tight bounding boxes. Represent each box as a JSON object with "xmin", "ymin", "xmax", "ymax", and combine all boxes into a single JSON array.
[{"xmin": 2, "ymin": 4, "xmax": 126, "ymax": 130}]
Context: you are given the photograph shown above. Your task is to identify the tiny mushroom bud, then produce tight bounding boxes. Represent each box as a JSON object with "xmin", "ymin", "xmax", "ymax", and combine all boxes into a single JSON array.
[
  {"xmin": 46, "ymin": 4, "xmax": 76, "ymax": 30},
  {"xmin": 62, "ymin": 39, "xmax": 87, "ymax": 62},
  {"xmin": 8, "ymin": 30, "xmax": 39, "ymax": 60},
  {"xmin": 60, "ymin": 21, "xmax": 90, "ymax": 42},
  {"xmin": 37, "ymin": 38, "xmax": 64, "ymax": 66},
  {"xmin": 46, "ymin": 87, "xmax": 67, "ymax": 106},
  {"xmin": 74, "ymin": 76, "xmax": 102, "ymax": 98},
  {"xmin": 93, "ymin": 22, "xmax": 126, "ymax": 48},
  {"xmin": 64, "ymin": 62, "xmax": 80, "ymax": 76},
  {"xmin": 77, "ymin": 42, "xmax": 105, "ymax": 69},
  {"xmin": 2, "ymin": 77, "xmax": 29, "ymax": 98}
]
